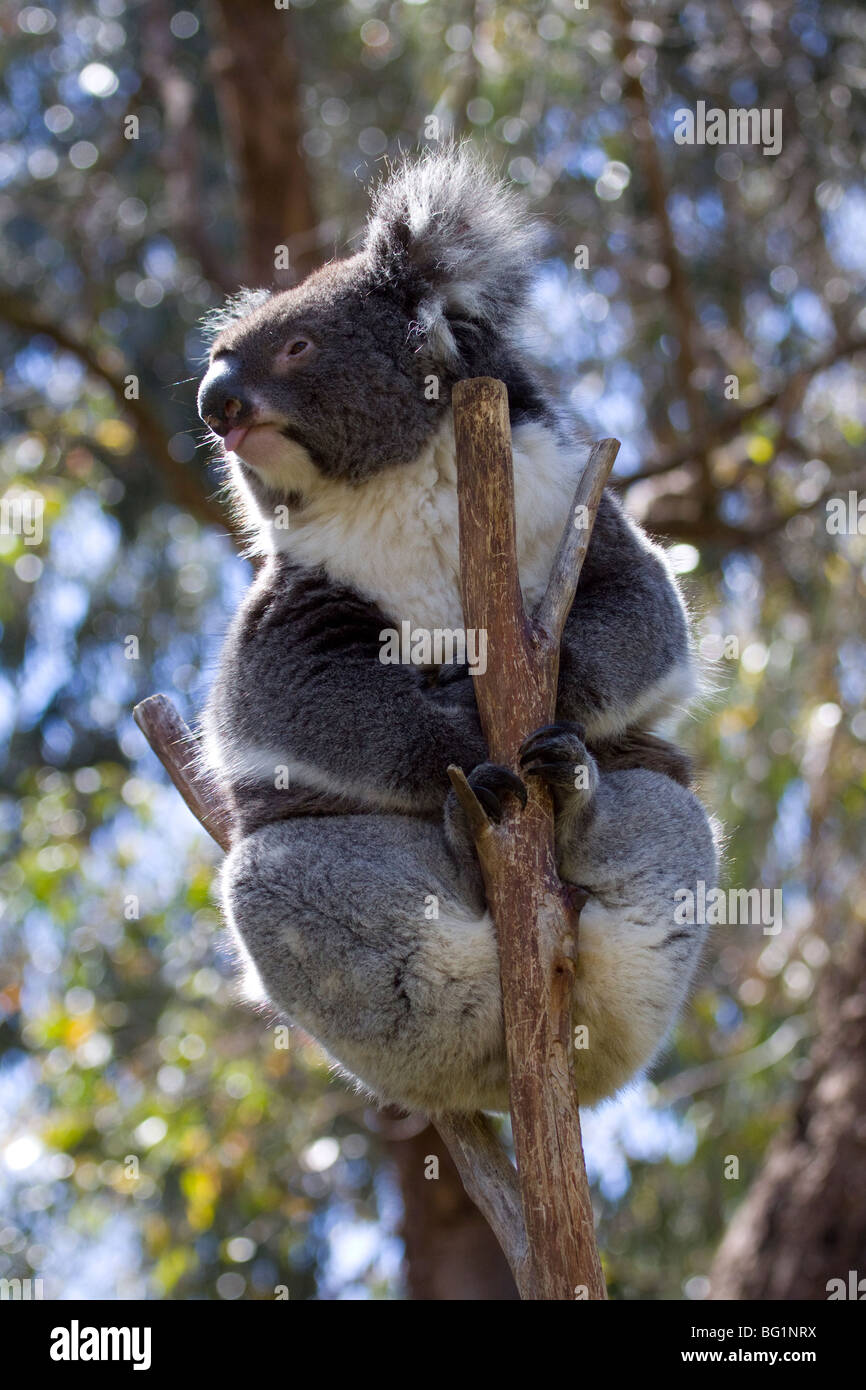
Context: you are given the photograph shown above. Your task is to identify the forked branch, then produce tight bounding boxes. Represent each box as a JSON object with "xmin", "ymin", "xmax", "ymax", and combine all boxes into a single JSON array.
[{"xmin": 450, "ymin": 377, "xmax": 618, "ymax": 1300}]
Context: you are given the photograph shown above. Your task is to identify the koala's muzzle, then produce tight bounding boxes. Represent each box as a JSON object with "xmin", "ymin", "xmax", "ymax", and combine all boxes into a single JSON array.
[{"xmin": 198, "ymin": 358, "xmax": 253, "ymax": 440}]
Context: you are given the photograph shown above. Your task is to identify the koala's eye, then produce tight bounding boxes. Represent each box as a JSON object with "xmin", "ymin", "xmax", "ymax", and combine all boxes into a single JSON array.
[{"xmin": 274, "ymin": 336, "xmax": 316, "ymax": 374}]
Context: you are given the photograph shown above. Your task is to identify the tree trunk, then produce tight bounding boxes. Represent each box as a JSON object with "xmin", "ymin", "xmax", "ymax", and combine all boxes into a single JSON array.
[
  {"xmin": 378, "ymin": 1112, "xmax": 518, "ymax": 1300},
  {"xmin": 711, "ymin": 923, "xmax": 866, "ymax": 1299},
  {"xmin": 209, "ymin": 0, "xmax": 319, "ymax": 286}
]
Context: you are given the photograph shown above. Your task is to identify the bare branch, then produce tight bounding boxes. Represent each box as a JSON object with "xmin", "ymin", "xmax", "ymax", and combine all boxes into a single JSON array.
[
  {"xmin": 452, "ymin": 376, "xmax": 610, "ymax": 1300},
  {"xmin": 535, "ymin": 437, "xmax": 619, "ymax": 640},
  {"xmin": 133, "ymin": 695, "xmax": 233, "ymax": 850}
]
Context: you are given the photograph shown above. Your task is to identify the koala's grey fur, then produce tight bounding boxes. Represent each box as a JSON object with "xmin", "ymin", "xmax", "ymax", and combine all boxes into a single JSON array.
[{"xmin": 199, "ymin": 146, "xmax": 718, "ymax": 1114}]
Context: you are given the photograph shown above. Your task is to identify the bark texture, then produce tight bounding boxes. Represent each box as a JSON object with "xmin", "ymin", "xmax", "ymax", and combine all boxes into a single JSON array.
[{"xmin": 449, "ymin": 378, "xmax": 615, "ymax": 1300}]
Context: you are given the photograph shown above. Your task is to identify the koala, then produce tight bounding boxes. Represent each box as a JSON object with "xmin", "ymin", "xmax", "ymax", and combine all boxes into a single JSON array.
[{"xmin": 198, "ymin": 147, "xmax": 718, "ymax": 1115}]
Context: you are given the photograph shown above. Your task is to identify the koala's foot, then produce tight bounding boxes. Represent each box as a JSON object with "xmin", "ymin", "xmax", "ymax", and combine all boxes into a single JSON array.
[
  {"xmin": 464, "ymin": 761, "xmax": 528, "ymax": 822},
  {"xmin": 519, "ymin": 721, "xmax": 587, "ymax": 787},
  {"xmin": 519, "ymin": 721, "xmax": 600, "ymax": 844},
  {"xmin": 443, "ymin": 761, "xmax": 526, "ymax": 892}
]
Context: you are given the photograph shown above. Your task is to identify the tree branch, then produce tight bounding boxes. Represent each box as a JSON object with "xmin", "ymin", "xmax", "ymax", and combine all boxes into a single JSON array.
[
  {"xmin": 133, "ymin": 695, "xmax": 233, "ymax": 851},
  {"xmin": 451, "ymin": 377, "xmax": 616, "ymax": 1300},
  {"xmin": 612, "ymin": 0, "xmax": 703, "ymax": 458},
  {"xmin": 0, "ymin": 291, "xmax": 228, "ymax": 533},
  {"xmin": 642, "ymin": 465, "xmax": 866, "ymax": 549},
  {"xmin": 536, "ymin": 437, "xmax": 620, "ymax": 640},
  {"xmin": 434, "ymin": 1111, "xmax": 530, "ymax": 1293},
  {"xmin": 618, "ymin": 336, "xmax": 866, "ymax": 489}
]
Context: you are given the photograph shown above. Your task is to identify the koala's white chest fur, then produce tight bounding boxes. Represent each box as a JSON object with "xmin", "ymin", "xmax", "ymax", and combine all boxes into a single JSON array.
[{"xmin": 266, "ymin": 415, "xmax": 585, "ymax": 631}]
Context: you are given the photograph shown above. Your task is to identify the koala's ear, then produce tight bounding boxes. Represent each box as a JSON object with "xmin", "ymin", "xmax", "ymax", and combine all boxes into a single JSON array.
[{"xmin": 364, "ymin": 144, "xmax": 545, "ymax": 362}]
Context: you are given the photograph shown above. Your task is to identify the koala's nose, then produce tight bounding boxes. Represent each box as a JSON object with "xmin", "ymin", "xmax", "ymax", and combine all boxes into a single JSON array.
[{"xmin": 198, "ymin": 360, "xmax": 252, "ymax": 437}]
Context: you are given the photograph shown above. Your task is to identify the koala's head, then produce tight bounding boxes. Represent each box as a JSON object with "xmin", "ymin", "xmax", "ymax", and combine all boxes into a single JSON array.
[{"xmin": 197, "ymin": 146, "xmax": 550, "ymax": 511}]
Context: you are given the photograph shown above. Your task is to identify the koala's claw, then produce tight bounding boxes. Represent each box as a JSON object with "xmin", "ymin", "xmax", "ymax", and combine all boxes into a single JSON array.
[
  {"xmin": 519, "ymin": 722, "xmax": 588, "ymax": 789},
  {"xmin": 521, "ymin": 720, "xmax": 587, "ymax": 751},
  {"xmin": 467, "ymin": 763, "xmax": 528, "ymax": 822}
]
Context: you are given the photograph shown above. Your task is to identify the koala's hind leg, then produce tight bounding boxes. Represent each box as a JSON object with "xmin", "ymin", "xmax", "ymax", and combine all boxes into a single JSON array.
[
  {"xmin": 221, "ymin": 813, "xmax": 508, "ymax": 1114},
  {"xmin": 518, "ymin": 723, "xmax": 718, "ymax": 1105}
]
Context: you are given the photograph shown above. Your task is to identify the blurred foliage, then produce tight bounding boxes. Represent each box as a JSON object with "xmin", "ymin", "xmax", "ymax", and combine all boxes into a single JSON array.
[{"xmin": 1, "ymin": 0, "xmax": 865, "ymax": 1299}]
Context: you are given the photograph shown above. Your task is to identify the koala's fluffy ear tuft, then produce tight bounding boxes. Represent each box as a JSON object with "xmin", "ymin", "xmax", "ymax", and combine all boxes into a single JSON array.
[{"xmin": 364, "ymin": 143, "xmax": 546, "ymax": 362}]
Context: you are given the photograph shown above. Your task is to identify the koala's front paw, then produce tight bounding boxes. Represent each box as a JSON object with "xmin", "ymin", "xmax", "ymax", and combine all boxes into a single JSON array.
[
  {"xmin": 466, "ymin": 762, "xmax": 527, "ymax": 822},
  {"xmin": 519, "ymin": 721, "xmax": 591, "ymax": 793}
]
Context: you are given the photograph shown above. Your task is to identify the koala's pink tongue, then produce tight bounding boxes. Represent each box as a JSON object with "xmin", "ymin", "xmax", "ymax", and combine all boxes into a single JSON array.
[{"xmin": 223, "ymin": 426, "xmax": 248, "ymax": 454}]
